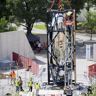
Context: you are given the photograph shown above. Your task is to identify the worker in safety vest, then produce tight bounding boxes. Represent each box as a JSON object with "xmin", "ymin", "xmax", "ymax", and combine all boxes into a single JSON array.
[
  {"xmin": 18, "ymin": 76, "xmax": 24, "ymax": 91},
  {"xmin": 10, "ymin": 70, "xmax": 16, "ymax": 85},
  {"xmin": 35, "ymin": 82, "xmax": 40, "ymax": 90},
  {"xmin": 64, "ymin": 11, "xmax": 74, "ymax": 34},
  {"xmin": 28, "ymin": 77, "xmax": 33, "ymax": 92},
  {"xmin": 34, "ymin": 82, "xmax": 40, "ymax": 96},
  {"xmin": 15, "ymin": 78, "xmax": 19, "ymax": 92}
]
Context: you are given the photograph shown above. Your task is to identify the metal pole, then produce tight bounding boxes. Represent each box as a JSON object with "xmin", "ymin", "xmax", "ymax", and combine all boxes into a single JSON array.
[
  {"xmin": 16, "ymin": 61, "xmax": 18, "ymax": 78},
  {"xmin": 73, "ymin": 9, "xmax": 76, "ymax": 84},
  {"xmin": 74, "ymin": 27, "xmax": 76, "ymax": 84}
]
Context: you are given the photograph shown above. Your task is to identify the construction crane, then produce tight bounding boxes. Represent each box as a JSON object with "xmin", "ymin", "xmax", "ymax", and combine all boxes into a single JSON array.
[{"xmin": 46, "ymin": 0, "xmax": 76, "ymax": 88}]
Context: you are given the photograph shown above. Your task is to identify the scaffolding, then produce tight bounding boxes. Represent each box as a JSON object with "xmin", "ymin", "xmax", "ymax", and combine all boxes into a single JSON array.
[{"xmin": 47, "ymin": 9, "xmax": 76, "ymax": 87}]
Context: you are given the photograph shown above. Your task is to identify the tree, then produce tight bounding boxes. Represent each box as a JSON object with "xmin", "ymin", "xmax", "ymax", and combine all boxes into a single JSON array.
[
  {"xmin": 0, "ymin": 17, "xmax": 17, "ymax": 32},
  {"xmin": 47, "ymin": 0, "xmax": 86, "ymax": 13},
  {"xmin": 0, "ymin": 0, "xmax": 12, "ymax": 20},
  {"xmin": 7, "ymin": 0, "xmax": 90, "ymax": 35},
  {"xmin": 0, "ymin": 17, "xmax": 8, "ymax": 32},
  {"xmin": 7, "ymin": 0, "xmax": 48, "ymax": 35},
  {"xmin": 82, "ymin": 0, "xmax": 96, "ymax": 40},
  {"xmin": 0, "ymin": 0, "xmax": 6, "ymax": 18},
  {"xmin": 83, "ymin": 12, "xmax": 96, "ymax": 40},
  {"xmin": 71, "ymin": 0, "xmax": 86, "ymax": 13},
  {"xmin": 61, "ymin": 0, "xmax": 86, "ymax": 13},
  {"xmin": 0, "ymin": 0, "xmax": 16, "ymax": 32}
]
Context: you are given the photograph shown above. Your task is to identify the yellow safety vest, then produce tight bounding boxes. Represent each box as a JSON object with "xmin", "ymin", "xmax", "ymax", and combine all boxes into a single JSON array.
[
  {"xmin": 28, "ymin": 81, "xmax": 33, "ymax": 87},
  {"xmin": 15, "ymin": 80, "xmax": 19, "ymax": 86},
  {"xmin": 35, "ymin": 83, "xmax": 40, "ymax": 90}
]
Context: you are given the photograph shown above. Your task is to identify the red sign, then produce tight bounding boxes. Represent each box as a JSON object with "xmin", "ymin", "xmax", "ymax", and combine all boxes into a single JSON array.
[{"xmin": 88, "ymin": 64, "xmax": 96, "ymax": 77}]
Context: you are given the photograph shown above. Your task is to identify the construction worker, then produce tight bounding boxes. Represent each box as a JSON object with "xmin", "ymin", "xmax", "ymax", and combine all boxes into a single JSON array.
[
  {"xmin": 34, "ymin": 82, "xmax": 40, "ymax": 96},
  {"xmin": 15, "ymin": 78, "xmax": 19, "ymax": 92},
  {"xmin": 10, "ymin": 70, "xmax": 16, "ymax": 85},
  {"xmin": 28, "ymin": 77, "xmax": 33, "ymax": 92},
  {"xmin": 18, "ymin": 76, "xmax": 23, "ymax": 91},
  {"xmin": 64, "ymin": 11, "xmax": 74, "ymax": 34}
]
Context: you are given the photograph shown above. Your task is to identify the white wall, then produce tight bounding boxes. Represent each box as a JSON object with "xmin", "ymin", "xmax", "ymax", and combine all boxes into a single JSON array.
[
  {"xmin": 93, "ymin": 44, "xmax": 96, "ymax": 61},
  {"xmin": 0, "ymin": 31, "xmax": 35, "ymax": 60}
]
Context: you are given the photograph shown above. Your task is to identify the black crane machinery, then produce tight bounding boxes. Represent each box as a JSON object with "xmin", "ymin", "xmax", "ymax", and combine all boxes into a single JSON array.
[{"xmin": 46, "ymin": 0, "xmax": 76, "ymax": 88}]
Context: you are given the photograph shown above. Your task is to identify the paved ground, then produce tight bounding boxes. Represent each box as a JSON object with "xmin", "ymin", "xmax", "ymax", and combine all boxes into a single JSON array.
[
  {"xmin": 1, "ymin": 24, "xmax": 96, "ymax": 95},
  {"xmin": 0, "ymin": 52, "xmax": 96, "ymax": 96},
  {"xmin": 0, "ymin": 69, "xmax": 33, "ymax": 96}
]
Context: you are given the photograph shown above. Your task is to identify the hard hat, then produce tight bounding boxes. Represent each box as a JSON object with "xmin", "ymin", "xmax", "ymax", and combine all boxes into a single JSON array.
[{"xmin": 66, "ymin": 11, "xmax": 73, "ymax": 16}]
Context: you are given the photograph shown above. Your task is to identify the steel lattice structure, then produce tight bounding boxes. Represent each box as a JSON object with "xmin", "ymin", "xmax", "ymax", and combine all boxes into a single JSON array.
[{"xmin": 47, "ymin": 9, "xmax": 76, "ymax": 87}]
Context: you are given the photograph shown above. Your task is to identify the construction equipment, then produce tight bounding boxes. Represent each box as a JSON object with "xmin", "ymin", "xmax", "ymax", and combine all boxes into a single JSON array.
[{"xmin": 47, "ymin": 0, "xmax": 76, "ymax": 87}]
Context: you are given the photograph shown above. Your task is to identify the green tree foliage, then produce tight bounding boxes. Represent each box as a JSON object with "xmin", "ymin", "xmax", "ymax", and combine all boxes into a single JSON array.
[
  {"xmin": 85, "ymin": 0, "xmax": 96, "ymax": 6},
  {"xmin": 81, "ymin": 0, "xmax": 96, "ymax": 39},
  {"xmin": 82, "ymin": 12, "xmax": 96, "ymax": 40},
  {"xmin": 47, "ymin": 0, "xmax": 86, "ymax": 13},
  {"xmin": 0, "ymin": 0, "xmax": 12, "ymax": 20},
  {"xmin": 84, "ymin": 0, "xmax": 96, "ymax": 12},
  {"xmin": 71, "ymin": 0, "xmax": 86, "ymax": 13},
  {"xmin": 0, "ymin": 0, "xmax": 6, "ymax": 18},
  {"xmin": 7, "ymin": 0, "xmax": 95, "ymax": 35},
  {"xmin": 0, "ymin": 17, "xmax": 16, "ymax": 32},
  {"xmin": 0, "ymin": 17, "xmax": 8, "ymax": 32},
  {"xmin": 61, "ymin": 0, "xmax": 86, "ymax": 13},
  {"xmin": 7, "ymin": 0, "xmax": 48, "ymax": 35},
  {"xmin": 0, "ymin": 0, "xmax": 16, "ymax": 32}
]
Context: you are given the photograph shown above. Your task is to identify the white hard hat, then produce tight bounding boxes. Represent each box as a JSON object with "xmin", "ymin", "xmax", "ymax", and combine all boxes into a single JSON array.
[{"xmin": 66, "ymin": 11, "xmax": 73, "ymax": 16}]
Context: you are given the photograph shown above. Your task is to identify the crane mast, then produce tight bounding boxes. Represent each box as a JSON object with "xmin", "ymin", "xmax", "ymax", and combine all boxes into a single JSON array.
[{"xmin": 47, "ymin": 0, "xmax": 76, "ymax": 87}]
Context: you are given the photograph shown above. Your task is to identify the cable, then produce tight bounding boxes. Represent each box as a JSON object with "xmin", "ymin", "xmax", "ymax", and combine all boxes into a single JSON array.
[
  {"xmin": 47, "ymin": 0, "xmax": 63, "ymax": 12},
  {"xmin": 57, "ymin": 0, "xmax": 62, "ymax": 10},
  {"xmin": 47, "ymin": 0, "xmax": 55, "ymax": 12}
]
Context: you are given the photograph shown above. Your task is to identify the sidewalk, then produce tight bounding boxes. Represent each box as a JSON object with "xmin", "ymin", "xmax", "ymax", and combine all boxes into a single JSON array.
[
  {"xmin": 0, "ymin": 51, "xmax": 96, "ymax": 95},
  {"xmin": 0, "ymin": 78, "xmax": 15, "ymax": 96}
]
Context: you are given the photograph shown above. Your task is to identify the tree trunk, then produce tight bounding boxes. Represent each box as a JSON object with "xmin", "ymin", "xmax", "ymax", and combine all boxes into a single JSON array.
[{"xmin": 26, "ymin": 23, "xmax": 32, "ymax": 35}]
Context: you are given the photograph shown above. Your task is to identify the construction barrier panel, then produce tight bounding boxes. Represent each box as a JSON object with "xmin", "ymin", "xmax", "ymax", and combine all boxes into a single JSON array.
[
  {"xmin": 88, "ymin": 64, "xmax": 96, "ymax": 77},
  {"xmin": 12, "ymin": 52, "xmax": 39, "ymax": 75},
  {"xmin": 88, "ymin": 64, "xmax": 96, "ymax": 84}
]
